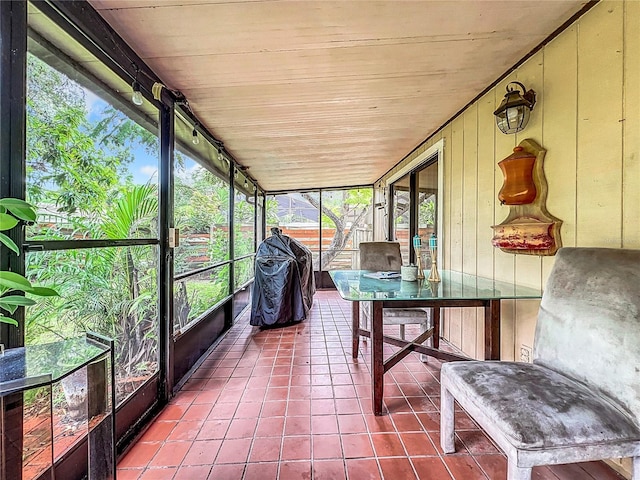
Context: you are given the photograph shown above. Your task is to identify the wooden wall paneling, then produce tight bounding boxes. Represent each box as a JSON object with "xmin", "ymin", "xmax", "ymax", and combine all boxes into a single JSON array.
[
  {"xmin": 441, "ymin": 125, "xmax": 453, "ymax": 341},
  {"xmin": 576, "ymin": 2, "xmax": 624, "ymax": 247},
  {"xmin": 514, "ymin": 51, "xmax": 544, "ymax": 290},
  {"xmin": 449, "ymin": 116, "xmax": 465, "ymax": 273},
  {"xmin": 494, "ymin": 76, "xmax": 518, "ymax": 361},
  {"xmin": 475, "ymin": 90, "xmax": 497, "ymax": 359},
  {"xmin": 623, "ymin": 0, "xmax": 640, "ymax": 249},
  {"xmin": 513, "ymin": 52, "xmax": 545, "ymax": 359},
  {"xmin": 462, "ymin": 106, "xmax": 479, "ymax": 357},
  {"xmin": 541, "ymin": 25, "xmax": 579, "ymax": 284},
  {"xmin": 441, "ymin": 126, "xmax": 452, "ymax": 271},
  {"xmin": 462, "ymin": 106, "xmax": 479, "ymax": 276},
  {"xmin": 476, "ymin": 91, "xmax": 497, "ymax": 279},
  {"xmin": 448, "ymin": 118, "xmax": 464, "ymax": 349}
]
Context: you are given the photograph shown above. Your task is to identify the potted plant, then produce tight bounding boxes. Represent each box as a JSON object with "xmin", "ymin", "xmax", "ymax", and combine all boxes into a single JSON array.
[{"xmin": 0, "ymin": 198, "xmax": 58, "ymax": 328}]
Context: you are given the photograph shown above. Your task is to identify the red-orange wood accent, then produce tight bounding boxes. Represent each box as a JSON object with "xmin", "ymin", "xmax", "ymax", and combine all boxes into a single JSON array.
[{"xmin": 497, "ymin": 146, "xmax": 537, "ymax": 205}]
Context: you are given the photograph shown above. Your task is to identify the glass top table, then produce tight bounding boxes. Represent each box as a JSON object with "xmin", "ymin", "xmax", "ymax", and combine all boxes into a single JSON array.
[
  {"xmin": 329, "ymin": 269, "xmax": 542, "ymax": 415},
  {"xmin": 330, "ymin": 269, "xmax": 541, "ymax": 302}
]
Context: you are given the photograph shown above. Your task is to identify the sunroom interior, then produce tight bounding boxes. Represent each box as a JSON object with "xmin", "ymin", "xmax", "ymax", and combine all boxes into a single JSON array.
[{"xmin": 1, "ymin": 1, "xmax": 638, "ymax": 479}]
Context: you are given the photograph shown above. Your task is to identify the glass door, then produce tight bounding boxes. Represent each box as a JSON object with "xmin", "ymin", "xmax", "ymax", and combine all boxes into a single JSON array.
[
  {"xmin": 416, "ymin": 162, "xmax": 438, "ymax": 267},
  {"xmin": 390, "ymin": 158, "xmax": 438, "ymax": 266},
  {"xmin": 391, "ymin": 174, "xmax": 411, "ymax": 264}
]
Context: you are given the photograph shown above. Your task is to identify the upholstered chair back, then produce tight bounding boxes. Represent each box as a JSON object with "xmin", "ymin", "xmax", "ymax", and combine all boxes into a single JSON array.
[
  {"xmin": 533, "ymin": 247, "xmax": 640, "ymax": 423},
  {"xmin": 359, "ymin": 242, "xmax": 403, "ymax": 271}
]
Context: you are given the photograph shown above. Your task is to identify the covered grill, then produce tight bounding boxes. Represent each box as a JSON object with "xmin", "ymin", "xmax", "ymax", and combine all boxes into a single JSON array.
[{"xmin": 250, "ymin": 228, "xmax": 315, "ymax": 327}]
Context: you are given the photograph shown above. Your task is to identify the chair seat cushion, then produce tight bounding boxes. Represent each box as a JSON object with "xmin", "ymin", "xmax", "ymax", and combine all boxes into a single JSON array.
[
  {"xmin": 442, "ymin": 361, "xmax": 640, "ymax": 450},
  {"xmin": 383, "ymin": 307, "xmax": 430, "ymax": 319},
  {"xmin": 361, "ymin": 302, "xmax": 430, "ymax": 323}
]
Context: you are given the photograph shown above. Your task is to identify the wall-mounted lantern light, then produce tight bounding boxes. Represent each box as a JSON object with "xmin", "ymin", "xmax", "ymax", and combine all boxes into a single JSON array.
[{"xmin": 494, "ymin": 81, "xmax": 536, "ymax": 134}]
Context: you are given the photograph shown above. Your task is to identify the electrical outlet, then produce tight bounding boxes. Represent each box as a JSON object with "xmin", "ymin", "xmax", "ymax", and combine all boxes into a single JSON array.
[{"xmin": 520, "ymin": 345, "xmax": 532, "ymax": 363}]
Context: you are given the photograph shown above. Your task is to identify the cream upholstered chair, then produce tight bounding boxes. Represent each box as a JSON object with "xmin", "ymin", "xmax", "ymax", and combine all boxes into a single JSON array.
[{"xmin": 359, "ymin": 241, "xmax": 432, "ymax": 347}]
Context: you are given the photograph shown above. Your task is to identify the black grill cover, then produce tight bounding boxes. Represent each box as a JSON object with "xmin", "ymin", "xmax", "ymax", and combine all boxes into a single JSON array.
[{"xmin": 250, "ymin": 228, "xmax": 315, "ymax": 326}]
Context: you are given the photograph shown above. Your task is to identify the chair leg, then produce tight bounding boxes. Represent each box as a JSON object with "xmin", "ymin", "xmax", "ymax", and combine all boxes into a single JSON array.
[
  {"xmin": 419, "ymin": 321, "xmax": 428, "ymax": 363},
  {"xmin": 440, "ymin": 385, "xmax": 455, "ymax": 453},
  {"xmin": 507, "ymin": 461, "xmax": 532, "ymax": 480},
  {"xmin": 633, "ymin": 456, "xmax": 639, "ymax": 479},
  {"xmin": 399, "ymin": 324, "xmax": 405, "ymax": 340}
]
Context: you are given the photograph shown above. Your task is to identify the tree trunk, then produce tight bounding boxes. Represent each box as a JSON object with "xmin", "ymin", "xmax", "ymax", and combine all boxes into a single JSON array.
[{"xmin": 300, "ymin": 193, "xmax": 371, "ymax": 270}]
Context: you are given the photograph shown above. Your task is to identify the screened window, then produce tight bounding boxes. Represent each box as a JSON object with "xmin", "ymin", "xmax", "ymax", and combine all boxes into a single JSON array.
[
  {"xmin": 173, "ymin": 113, "xmax": 231, "ymax": 332},
  {"xmin": 25, "ymin": 57, "xmax": 159, "ymax": 241},
  {"xmin": 321, "ymin": 188, "xmax": 373, "ymax": 270},
  {"xmin": 25, "ymin": 4, "xmax": 161, "ymax": 426},
  {"xmin": 266, "ymin": 189, "xmax": 373, "ymax": 271},
  {"xmin": 266, "ymin": 192, "xmax": 320, "ymax": 268},
  {"xmin": 233, "ymin": 174, "xmax": 255, "ymax": 260}
]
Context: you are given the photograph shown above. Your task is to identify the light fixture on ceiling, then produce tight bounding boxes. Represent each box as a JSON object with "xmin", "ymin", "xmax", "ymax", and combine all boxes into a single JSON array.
[
  {"xmin": 131, "ymin": 80, "xmax": 144, "ymax": 106},
  {"xmin": 494, "ymin": 81, "xmax": 536, "ymax": 134},
  {"xmin": 131, "ymin": 67, "xmax": 144, "ymax": 106},
  {"xmin": 244, "ymin": 179, "xmax": 248, "ymax": 189},
  {"xmin": 192, "ymin": 126, "xmax": 200, "ymax": 145},
  {"xmin": 218, "ymin": 150, "xmax": 228, "ymax": 169}
]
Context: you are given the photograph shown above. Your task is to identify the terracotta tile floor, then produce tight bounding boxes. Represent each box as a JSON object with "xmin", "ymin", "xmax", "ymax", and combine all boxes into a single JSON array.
[{"xmin": 118, "ymin": 290, "xmax": 626, "ymax": 480}]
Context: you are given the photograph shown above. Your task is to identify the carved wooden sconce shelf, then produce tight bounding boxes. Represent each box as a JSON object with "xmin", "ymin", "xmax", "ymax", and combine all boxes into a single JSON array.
[{"xmin": 491, "ymin": 139, "xmax": 562, "ymax": 256}]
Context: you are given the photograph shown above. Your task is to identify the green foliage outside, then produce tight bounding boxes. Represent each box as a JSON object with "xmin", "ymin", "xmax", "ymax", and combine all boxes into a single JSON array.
[
  {"xmin": 174, "ymin": 265, "xmax": 230, "ymax": 332},
  {"xmin": 419, "ymin": 196, "xmax": 436, "ymax": 227},
  {"xmin": 0, "ymin": 198, "xmax": 58, "ymax": 327},
  {"xmin": 394, "ymin": 191, "xmax": 435, "ymax": 228},
  {"xmin": 26, "ymin": 185, "xmax": 159, "ymax": 387},
  {"xmin": 172, "ymin": 166, "xmax": 255, "ymax": 330},
  {"xmin": 24, "ymin": 53, "xmax": 258, "ymax": 400}
]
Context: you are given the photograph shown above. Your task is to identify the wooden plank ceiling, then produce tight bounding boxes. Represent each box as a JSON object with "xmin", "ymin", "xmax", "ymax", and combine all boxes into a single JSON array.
[{"xmin": 88, "ymin": 0, "xmax": 588, "ymax": 192}]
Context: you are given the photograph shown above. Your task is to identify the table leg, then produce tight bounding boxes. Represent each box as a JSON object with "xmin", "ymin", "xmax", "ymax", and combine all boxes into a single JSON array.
[
  {"xmin": 352, "ymin": 300, "xmax": 360, "ymax": 359},
  {"xmin": 432, "ymin": 307, "xmax": 440, "ymax": 350},
  {"xmin": 371, "ymin": 301, "xmax": 384, "ymax": 416},
  {"xmin": 484, "ymin": 299, "xmax": 501, "ymax": 360}
]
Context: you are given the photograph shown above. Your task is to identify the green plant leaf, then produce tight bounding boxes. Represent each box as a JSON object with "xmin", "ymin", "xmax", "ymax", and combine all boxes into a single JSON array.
[
  {"xmin": 0, "ymin": 295, "xmax": 36, "ymax": 307},
  {"xmin": 0, "ymin": 271, "xmax": 33, "ymax": 292},
  {"xmin": 5, "ymin": 206, "xmax": 36, "ymax": 222},
  {"xmin": 0, "ymin": 213, "xmax": 19, "ymax": 231},
  {"xmin": 0, "ymin": 315, "xmax": 18, "ymax": 327},
  {"xmin": 0, "ymin": 302, "xmax": 18, "ymax": 314},
  {"xmin": 0, "ymin": 199, "xmax": 37, "ymax": 222},
  {"xmin": 0, "ymin": 232, "xmax": 19, "ymax": 255},
  {"xmin": 0, "ymin": 198, "xmax": 33, "ymax": 209},
  {"xmin": 29, "ymin": 286, "xmax": 59, "ymax": 297}
]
